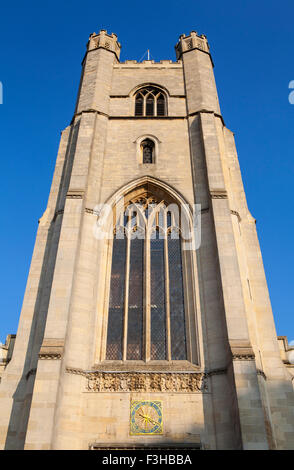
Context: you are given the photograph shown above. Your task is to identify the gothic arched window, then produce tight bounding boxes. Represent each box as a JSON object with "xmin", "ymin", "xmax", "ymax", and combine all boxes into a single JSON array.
[
  {"xmin": 134, "ymin": 87, "xmax": 167, "ymax": 117},
  {"xmin": 105, "ymin": 195, "xmax": 192, "ymax": 363},
  {"xmin": 141, "ymin": 139, "xmax": 154, "ymax": 164}
]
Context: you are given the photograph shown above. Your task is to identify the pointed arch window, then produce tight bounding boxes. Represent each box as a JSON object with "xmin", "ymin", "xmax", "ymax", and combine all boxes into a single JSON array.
[
  {"xmin": 134, "ymin": 87, "xmax": 167, "ymax": 117},
  {"xmin": 141, "ymin": 139, "xmax": 155, "ymax": 164},
  {"xmin": 105, "ymin": 195, "xmax": 193, "ymax": 363}
]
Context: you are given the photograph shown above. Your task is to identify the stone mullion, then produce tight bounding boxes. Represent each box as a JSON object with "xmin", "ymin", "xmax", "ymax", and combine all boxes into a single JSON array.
[
  {"xmin": 164, "ymin": 229, "xmax": 171, "ymax": 362},
  {"xmin": 181, "ymin": 241, "xmax": 192, "ymax": 363},
  {"xmin": 154, "ymin": 95, "xmax": 158, "ymax": 117},
  {"xmin": 145, "ymin": 230, "xmax": 151, "ymax": 362},
  {"xmin": 122, "ymin": 233, "xmax": 131, "ymax": 361}
]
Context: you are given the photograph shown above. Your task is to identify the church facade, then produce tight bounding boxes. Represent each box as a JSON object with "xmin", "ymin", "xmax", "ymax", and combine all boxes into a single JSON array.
[{"xmin": 0, "ymin": 30, "xmax": 293, "ymax": 450}]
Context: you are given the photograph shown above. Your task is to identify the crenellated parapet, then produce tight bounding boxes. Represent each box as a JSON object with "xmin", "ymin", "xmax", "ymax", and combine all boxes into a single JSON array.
[
  {"xmin": 87, "ymin": 29, "xmax": 121, "ymax": 61},
  {"xmin": 175, "ymin": 31, "xmax": 210, "ymax": 60}
]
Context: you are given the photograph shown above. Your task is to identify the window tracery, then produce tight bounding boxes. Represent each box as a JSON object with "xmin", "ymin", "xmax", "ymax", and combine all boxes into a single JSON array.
[
  {"xmin": 105, "ymin": 195, "xmax": 189, "ymax": 363},
  {"xmin": 135, "ymin": 87, "xmax": 167, "ymax": 117}
]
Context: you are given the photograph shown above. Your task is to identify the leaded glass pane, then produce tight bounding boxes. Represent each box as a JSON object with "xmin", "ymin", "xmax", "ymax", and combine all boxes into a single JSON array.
[
  {"xmin": 106, "ymin": 238, "xmax": 126, "ymax": 360},
  {"xmin": 168, "ymin": 232, "xmax": 187, "ymax": 360},
  {"xmin": 127, "ymin": 238, "xmax": 144, "ymax": 360},
  {"xmin": 150, "ymin": 231, "xmax": 166, "ymax": 360},
  {"xmin": 146, "ymin": 96, "xmax": 154, "ymax": 116},
  {"xmin": 143, "ymin": 145, "xmax": 152, "ymax": 163},
  {"xmin": 134, "ymin": 87, "xmax": 167, "ymax": 117},
  {"xmin": 157, "ymin": 94, "xmax": 165, "ymax": 116},
  {"xmin": 135, "ymin": 95, "xmax": 143, "ymax": 116},
  {"xmin": 142, "ymin": 139, "xmax": 154, "ymax": 164}
]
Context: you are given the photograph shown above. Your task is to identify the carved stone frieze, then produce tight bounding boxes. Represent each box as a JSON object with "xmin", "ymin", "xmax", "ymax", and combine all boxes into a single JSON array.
[{"xmin": 65, "ymin": 368, "xmax": 208, "ymax": 393}]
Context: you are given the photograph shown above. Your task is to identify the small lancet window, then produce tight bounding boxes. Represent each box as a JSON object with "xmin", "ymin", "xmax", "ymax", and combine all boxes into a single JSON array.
[{"xmin": 141, "ymin": 139, "xmax": 155, "ymax": 164}]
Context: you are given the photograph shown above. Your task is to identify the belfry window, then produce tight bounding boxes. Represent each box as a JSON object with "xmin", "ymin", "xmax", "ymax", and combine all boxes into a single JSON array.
[
  {"xmin": 134, "ymin": 87, "xmax": 167, "ymax": 117},
  {"xmin": 105, "ymin": 195, "xmax": 190, "ymax": 362},
  {"xmin": 141, "ymin": 139, "xmax": 154, "ymax": 164}
]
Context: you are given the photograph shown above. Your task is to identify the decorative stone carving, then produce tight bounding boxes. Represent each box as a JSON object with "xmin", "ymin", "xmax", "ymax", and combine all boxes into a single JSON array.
[
  {"xmin": 65, "ymin": 368, "xmax": 208, "ymax": 393},
  {"xmin": 186, "ymin": 39, "xmax": 193, "ymax": 50}
]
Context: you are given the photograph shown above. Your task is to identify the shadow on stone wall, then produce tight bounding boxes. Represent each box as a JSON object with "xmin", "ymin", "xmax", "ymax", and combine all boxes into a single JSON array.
[{"xmin": 4, "ymin": 121, "xmax": 80, "ymax": 449}]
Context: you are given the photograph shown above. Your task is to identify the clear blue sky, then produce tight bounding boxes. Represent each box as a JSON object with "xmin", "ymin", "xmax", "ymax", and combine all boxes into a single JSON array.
[{"xmin": 0, "ymin": 0, "xmax": 293, "ymax": 343}]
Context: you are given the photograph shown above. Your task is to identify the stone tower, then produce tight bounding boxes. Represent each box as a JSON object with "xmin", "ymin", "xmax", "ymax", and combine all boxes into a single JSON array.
[{"xmin": 0, "ymin": 29, "xmax": 293, "ymax": 450}]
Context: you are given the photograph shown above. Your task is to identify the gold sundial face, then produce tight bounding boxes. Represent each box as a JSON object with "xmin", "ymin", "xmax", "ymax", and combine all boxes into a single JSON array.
[{"xmin": 130, "ymin": 401, "xmax": 163, "ymax": 435}]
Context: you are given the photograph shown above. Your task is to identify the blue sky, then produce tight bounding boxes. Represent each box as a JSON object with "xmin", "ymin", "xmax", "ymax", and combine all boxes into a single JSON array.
[{"xmin": 0, "ymin": 0, "xmax": 293, "ymax": 343}]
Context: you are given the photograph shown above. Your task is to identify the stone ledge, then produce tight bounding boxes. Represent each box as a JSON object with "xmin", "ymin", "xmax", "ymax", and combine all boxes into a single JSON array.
[
  {"xmin": 210, "ymin": 189, "xmax": 228, "ymax": 199},
  {"xmin": 39, "ymin": 339, "xmax": 64, "ymax": 360},
  {"xmin": 229, "ymin": 340, "xmax": 255, "ymax": 361}
]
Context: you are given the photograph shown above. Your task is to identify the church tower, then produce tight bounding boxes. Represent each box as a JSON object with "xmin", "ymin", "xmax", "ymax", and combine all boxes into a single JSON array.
[{"xmin": 0, "ymin": 29, "xmax": 293, "ymax": 450}]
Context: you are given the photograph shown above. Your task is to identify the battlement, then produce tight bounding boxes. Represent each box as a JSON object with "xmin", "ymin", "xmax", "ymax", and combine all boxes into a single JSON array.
[
  {"xmin": 175, "ymin": 31, "xmax": 210, "ymax": 60},
  {"xmin": 86, "ymin": 29, "xmax": 210, "ymax": 64},
  {"xmin": 87, "ymin": 29, "xmax": 121, "ymax": 60},
  {"xmin": 114, "ymin": 59, "xmax": 182, "ymax": 68}
]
